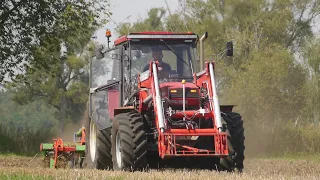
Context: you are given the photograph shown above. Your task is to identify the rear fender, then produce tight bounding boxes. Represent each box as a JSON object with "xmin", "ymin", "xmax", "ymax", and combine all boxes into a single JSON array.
[
  {"xmin": 114, "ymin": 106, "xmax": 135, "ymax": 117},
  {"xmin": 220, "ymin": 105, "xmax": 235, "ymax": 112}
]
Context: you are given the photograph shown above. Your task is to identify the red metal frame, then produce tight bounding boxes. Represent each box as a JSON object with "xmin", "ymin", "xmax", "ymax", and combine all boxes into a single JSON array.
[
  {"xmin": 137, "ymin": 61, "xmax": 228, "ymax": 159},
  {"xmin": 52, "ymin": 138, "xmax": 76, "ymax": 168},
  {"xmin": 131, "ymin": 31, "xmax": 194, "ymax": 35},
  {"xmin": 114, "ymin": 31, "xmax": 197, "ymax": 46},
  {"xmin": 78, "ymin": 127, "xmax": 86, "ymax": 145},
  {"xmin": 51, "ymin": 128, "xmax": 86, "ymax": 168},
  {"xmin": 114, "ymin": 35, "xmax": 128, "ymax": 46},
  {"xmin": 108, "ymin": 89, "xmax": 120, "ymax": 119}
]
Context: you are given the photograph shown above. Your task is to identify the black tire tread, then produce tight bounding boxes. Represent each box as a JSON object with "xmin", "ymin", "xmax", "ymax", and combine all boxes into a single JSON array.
[
  {"xmin": 85, "ymin": 113, "xmax": 112, "ymax": 170},
  {"xmin": 112, "ymin": 111, "xmax": 147, "ymax": 171},
  {"xmin": 221, "ymin": 112, "xmax": 245, "ymax": 172},
  {"xmin": 96, "ymin": 128, "xmax": 113, "ymax": 169}
]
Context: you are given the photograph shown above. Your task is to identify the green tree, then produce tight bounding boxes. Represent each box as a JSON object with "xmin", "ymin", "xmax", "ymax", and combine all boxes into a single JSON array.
[
  {"xmin": 7, "ymin": 2, "xmax": 110, "ymax": 136},
  {"xmin": 223, "ymin": 44, "xmax": 307, "ymax": 124},
  {"xmin": 0, "ymin": 0, "xmax": 111, "ymax": 83},
  {"xmin": 301, "ymin": 36, "xmax": 320, "ymax": 124}
]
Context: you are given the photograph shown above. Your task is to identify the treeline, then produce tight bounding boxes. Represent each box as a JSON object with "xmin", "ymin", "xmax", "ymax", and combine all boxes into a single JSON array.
[{"xmin": 115, "ymin": 0, "xmax": 320, "ymax": 156}]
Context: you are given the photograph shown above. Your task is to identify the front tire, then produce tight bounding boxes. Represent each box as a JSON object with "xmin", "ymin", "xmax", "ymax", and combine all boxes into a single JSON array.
[
  {"xmin": 111, "ymin": 111, "xmax": 147, "ymax": 171},
  {"xmin": 220, "ymin": 112, "xmax": 245, "ymax": 172}
]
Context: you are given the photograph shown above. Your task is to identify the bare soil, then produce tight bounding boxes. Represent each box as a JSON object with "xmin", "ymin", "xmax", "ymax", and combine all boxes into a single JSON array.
[{"xmin": 0, "ymin": 155, "xmax": 319, "ymax": 179}]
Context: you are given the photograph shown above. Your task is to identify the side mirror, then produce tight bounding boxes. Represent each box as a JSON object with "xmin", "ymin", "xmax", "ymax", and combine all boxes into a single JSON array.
[
  {"xmin": 226, "ymin": 41, "xmax": 233, "ymax": 57},
  {"xmin": 95, "ymin": 44, "xmax": 105, "ymax": 59}
]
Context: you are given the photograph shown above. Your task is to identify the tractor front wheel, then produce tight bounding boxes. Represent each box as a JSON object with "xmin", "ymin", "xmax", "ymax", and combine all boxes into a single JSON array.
[
  {"xmin": 111, "ymin": 111, "xmax": 147, "ymax": 171},
  {"xmin": 220, "ymin": 112, "xmax": 245, "ymax": 172}
]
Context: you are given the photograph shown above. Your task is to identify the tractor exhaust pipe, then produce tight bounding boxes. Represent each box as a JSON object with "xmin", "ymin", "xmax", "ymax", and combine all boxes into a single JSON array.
[
  {"xmin": 152, "ymin": 62, "xmax": 165, "ymax": 133},
  {"xmin": 209, "ymin": 62, "xmax": 223, "ymax": 132},
  {"xmin": 199, "ymin": 32, "xmax": 208, "ymax": 71}
]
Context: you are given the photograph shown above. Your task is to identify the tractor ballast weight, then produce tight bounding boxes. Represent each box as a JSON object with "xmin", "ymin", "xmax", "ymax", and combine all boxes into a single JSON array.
[{"xmin": 87, "ymin": 31, "xmax": 245, "ymax": 172}]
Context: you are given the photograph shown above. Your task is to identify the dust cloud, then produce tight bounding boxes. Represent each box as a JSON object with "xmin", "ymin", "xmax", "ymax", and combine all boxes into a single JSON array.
[{"xmin": 60, "ymin": 110, "xmax": 88, "ymax": 142}]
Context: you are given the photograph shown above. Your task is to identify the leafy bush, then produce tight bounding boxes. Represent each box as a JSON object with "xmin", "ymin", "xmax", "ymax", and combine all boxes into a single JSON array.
[{"xmin": 0, "ymin": 92, "xmax": 58, "ymax": 153}]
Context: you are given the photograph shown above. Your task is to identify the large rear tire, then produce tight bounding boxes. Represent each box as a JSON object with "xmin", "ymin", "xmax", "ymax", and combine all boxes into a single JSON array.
[
  {"xmin": 220, "ymin": 112, "xmax": 245, "ymax": 172},
  {"xmin": 111, "ymin": 111, "xmax": 147, "ymax": 171},
  {"xmin": 85, "ymin": 113, "xmax": 113, "ymax": 170}
]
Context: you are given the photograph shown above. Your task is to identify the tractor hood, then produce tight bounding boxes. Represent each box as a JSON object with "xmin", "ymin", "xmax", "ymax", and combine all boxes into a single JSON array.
[{"xmin": 159, "ymin": 82, "xmax": 200, "ymax": 110}]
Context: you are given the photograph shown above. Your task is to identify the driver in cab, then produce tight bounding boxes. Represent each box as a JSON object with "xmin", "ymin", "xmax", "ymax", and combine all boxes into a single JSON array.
[{"xmin": 143, "ymin": 48, "xmax": 172, "ymax": 73}]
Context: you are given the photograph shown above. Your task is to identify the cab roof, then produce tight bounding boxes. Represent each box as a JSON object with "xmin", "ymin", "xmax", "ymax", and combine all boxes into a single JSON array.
[{"xmin": 114, "ymin": 31, "xmax": 198, "ymax": 46}]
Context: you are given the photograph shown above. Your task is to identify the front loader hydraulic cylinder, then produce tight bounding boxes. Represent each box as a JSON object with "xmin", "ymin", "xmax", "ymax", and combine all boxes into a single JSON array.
[
  {"xmin": 182, "ymin": 79, "xmax": 186, "ymax": 115},
  {"xmin": 209, "ymin": 63, "xmax": 223, "ymax": 131},
  {"xmin": 153, "ymin": 62, "xmax": 165, "ymax": 132}
]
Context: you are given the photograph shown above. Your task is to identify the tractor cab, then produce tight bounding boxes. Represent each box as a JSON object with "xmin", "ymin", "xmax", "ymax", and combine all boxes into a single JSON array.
[
  {"xmin": 90, "ymin": 32, "xmax": 200, "ymax": 113},
  {"xmin": 127, "ymin": 32, "xmax": 199, "ymax": 82},
  {"xmin": 115, "ymin": 32, "xmax": 200, "ymax": 83}
]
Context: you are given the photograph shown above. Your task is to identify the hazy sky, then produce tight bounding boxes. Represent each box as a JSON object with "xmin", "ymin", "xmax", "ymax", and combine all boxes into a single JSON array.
[{"xmin": 94, "ymin": 0, "xmax": 180, "ymax": 45}]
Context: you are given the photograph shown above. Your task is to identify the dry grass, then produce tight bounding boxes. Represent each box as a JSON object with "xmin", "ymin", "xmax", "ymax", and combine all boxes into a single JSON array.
[{"xmin": 0, "ymin": 155, "xmax": 320, "ymax": 179}]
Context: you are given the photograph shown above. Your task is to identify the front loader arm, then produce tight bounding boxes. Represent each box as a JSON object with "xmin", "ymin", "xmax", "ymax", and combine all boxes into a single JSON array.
[
  {"xmin": 138, "ymin": 61, "xmax": 165, "ymax": 132},
  {"xmin": 193, "ymin": 61, "xmax": 223, "ymax": 131}
]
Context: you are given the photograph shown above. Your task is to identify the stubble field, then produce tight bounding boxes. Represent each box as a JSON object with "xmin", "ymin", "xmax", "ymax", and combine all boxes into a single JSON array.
[{"xmin": 0, "ymin": 155, "xmax": 320, "ymax": 180}]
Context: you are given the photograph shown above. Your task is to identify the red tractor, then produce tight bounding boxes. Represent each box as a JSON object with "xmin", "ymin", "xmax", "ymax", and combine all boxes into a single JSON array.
[{"xmin": 86, "ymin": 31, "xmax": 245, "ymax": 172}]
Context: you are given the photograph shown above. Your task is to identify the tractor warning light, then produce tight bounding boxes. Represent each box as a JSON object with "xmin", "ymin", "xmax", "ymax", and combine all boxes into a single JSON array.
[
  {"xmin": 106, "ymin": 29, "xmax": 111, "ymax": 48},
  {"xmin": 106, "ymin": 29, "xmax": 112, "ymax": 37}
]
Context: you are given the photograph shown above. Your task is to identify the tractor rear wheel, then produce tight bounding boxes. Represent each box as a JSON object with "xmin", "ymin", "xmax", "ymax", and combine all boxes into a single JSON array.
[
  {"xmin": 220, "ymin": 112, "xmax": 245, "ymax": 172},
  {"xmin": 85, "ymin": 113, "xmax": 113, "ymax": 170},
  {"xmin": 111, "ymin": 111, "xmax": 147, "ymax": 171}
]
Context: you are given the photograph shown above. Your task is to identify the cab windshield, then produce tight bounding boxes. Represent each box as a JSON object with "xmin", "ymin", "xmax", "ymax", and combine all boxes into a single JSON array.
[{"xmin": 130, "ymin": 40, "xmax": 198, "ymax": 80}]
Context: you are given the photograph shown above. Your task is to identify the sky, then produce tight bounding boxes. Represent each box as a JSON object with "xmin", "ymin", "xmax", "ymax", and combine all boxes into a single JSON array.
[{"xmin": 93, "ymin": 0, "xmax": 181, "ymax": 45}]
